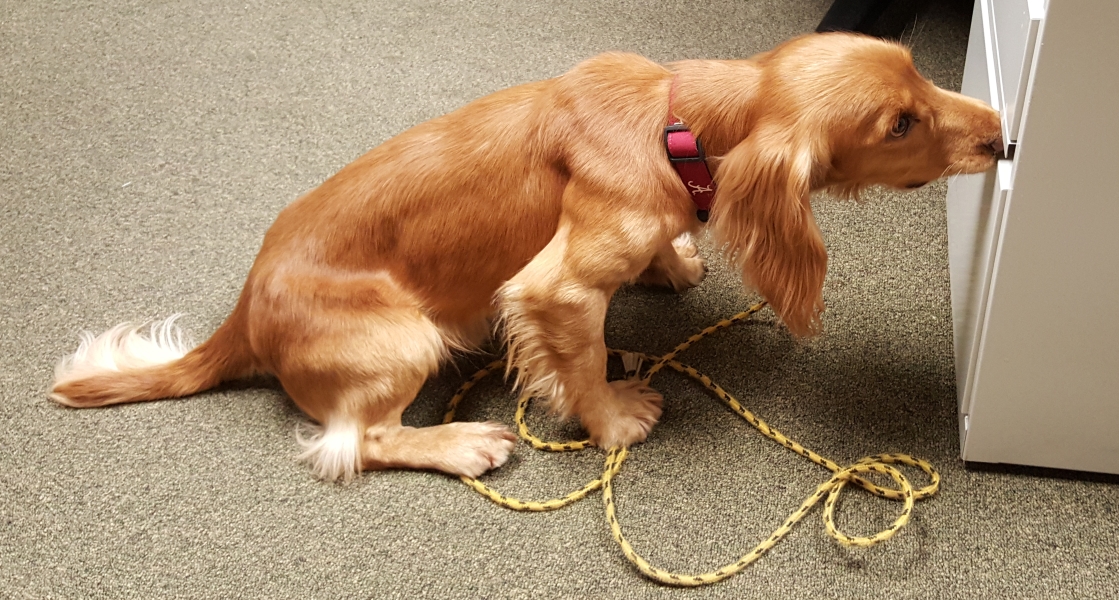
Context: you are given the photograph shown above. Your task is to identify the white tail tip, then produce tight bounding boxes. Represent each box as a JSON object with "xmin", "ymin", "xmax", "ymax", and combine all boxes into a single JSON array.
[{"xmin": 51, "ymin": 315, "xmax": 194, "ymax": 401}]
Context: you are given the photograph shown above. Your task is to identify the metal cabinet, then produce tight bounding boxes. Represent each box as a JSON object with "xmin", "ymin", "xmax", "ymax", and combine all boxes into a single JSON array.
[{"xmin": 947, "ymin": 0, "xmax": 1119, "ymax": 474}]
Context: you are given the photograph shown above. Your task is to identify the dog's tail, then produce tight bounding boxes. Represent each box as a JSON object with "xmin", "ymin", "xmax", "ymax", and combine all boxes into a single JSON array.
[{"xmin": 49, "ymin": 313, "xmax": 254, "ymax": 408}]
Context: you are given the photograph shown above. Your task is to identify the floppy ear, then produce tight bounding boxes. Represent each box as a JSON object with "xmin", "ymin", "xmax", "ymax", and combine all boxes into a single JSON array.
[{"xmin": 710, "ymin": 131, "xmax": 827, "ymax": 337}]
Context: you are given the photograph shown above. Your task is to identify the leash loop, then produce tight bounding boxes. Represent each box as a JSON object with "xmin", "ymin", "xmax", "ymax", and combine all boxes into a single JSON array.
[{"xmin": 444, "ymin": 301, "xmax": 940, "ymax": 585}]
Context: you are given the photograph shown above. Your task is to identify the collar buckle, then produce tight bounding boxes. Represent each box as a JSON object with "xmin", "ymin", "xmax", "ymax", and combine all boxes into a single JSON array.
[{"xmin": 663, "ymin": 123, "xmax": 708, "ymax": 163}]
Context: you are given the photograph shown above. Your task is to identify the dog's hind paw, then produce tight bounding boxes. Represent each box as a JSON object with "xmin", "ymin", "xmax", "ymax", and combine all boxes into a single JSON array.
[{"xmin": 437, "ymin": 421, "xmax": 518, "ymax": 478}]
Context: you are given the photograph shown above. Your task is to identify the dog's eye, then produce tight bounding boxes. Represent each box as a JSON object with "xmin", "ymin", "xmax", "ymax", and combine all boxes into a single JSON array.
[{"xmin": 890, "ymin": 115, "xmax": 912, "ymax": 138}]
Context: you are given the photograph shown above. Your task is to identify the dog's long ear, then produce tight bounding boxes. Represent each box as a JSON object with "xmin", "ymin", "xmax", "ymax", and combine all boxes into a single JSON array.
[{"xmin": 710, "ymin": 130, "xmax": 827, "ymax": 337}]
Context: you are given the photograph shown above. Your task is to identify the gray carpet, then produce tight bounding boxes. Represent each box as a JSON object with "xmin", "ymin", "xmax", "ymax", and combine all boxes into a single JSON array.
[{"xmin": 3, "ymin": 1, "xmax": 1117, "ymax": 598}]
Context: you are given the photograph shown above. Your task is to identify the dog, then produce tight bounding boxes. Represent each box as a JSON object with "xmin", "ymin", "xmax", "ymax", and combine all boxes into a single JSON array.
[{"xmin": 50, "ymin": 33, "xmax": 1002, "ymax": 482}]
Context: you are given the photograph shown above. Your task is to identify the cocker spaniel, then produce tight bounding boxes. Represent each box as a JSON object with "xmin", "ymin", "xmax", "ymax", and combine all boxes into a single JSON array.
[{"xmin": 51, "ymin": 33, "xmax": 1002, "ymax": 481}]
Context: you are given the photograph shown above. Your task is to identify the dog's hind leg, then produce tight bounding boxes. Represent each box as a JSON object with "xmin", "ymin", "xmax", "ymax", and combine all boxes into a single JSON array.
[
  {"xmin": 362, "ymin": 419, "xmax": 517, "ymax": 478},
  {"xmin": 267, "ymin": 281, "xmax": 515, "ymax": 481},
  {"xmin": 289, "ymin": 369, "xmax": 517, "ymax": 481}
]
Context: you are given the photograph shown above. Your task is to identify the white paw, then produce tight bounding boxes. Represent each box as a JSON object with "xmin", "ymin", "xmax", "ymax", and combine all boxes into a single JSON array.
[
  {"xmin": 671, "ymin": 233, "xmax": 700, "ymax": 258},
  {"xmin": 440, "ymin": 421, "xmax": 518, "ymax": 478},
  {"xmin": 672, "ymin": 256, "xmax": 707, "ymax": 291},
  {"xmin": 669, "ymin": 234, "xmax": 707, "ymax": 291}
]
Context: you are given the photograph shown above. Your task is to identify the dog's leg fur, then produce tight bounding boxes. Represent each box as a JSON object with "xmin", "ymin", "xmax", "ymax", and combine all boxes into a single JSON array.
[
  {"xmin": 499, "ymin": 197, "xmax": 668, "ymax": 449},
  {"xmin": 635, "ymin": 233, "xmax": 706, "ymax": 291}
]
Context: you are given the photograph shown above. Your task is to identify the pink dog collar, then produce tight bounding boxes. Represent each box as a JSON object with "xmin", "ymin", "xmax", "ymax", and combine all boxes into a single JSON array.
[
  {"xmin": 665, "ymin": 77, "xmax": 716, "ymax": 222},
  {"xmin": 664, "ymin": 124, "xmax": 715, "ymax": 222}
]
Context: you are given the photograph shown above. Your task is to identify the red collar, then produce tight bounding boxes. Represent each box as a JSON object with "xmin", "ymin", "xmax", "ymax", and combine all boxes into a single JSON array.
[{"xmin": 664, "ymin": 76, "xmax": 716, "ymax": 222}]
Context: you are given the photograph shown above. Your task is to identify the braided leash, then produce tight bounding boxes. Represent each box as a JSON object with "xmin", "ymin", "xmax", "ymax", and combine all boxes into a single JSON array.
[{"xmin": 443, "ymin": 301, "xmax": 940, "ymax": 585}]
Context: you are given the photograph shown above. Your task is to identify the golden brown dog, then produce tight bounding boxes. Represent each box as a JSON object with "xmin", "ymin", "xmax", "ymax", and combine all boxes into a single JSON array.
[{"xmin": 50, "ymin": 33, "xmax": 1002, "ymax": 482}]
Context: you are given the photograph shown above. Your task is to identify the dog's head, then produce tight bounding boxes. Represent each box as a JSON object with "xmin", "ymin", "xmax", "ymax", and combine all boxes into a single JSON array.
[
  {"xmin": 796, "ymin": 34, "xmax": 1004, "ymax": 193},
  {"xmin": 711, "ymin": 33, "xmax": 1001, "ymax": 336}
]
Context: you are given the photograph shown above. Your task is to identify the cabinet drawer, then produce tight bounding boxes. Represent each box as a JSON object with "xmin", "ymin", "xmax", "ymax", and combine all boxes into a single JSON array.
[
  {"xmin": 961, "ymin": 0, "xmax": 999, "ymax": 107},
  {"xmin": 987, "ymin": 0, "xmax": 1045, "ymax": 144}
]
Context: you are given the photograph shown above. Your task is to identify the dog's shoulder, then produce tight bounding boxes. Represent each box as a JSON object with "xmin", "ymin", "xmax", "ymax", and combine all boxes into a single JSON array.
[
  {"xmin": 560, "ymin": 51, "xmax": 668, "ymax": 84},
  {"xmin": 547, "ymin": 52, "xmax": 671, "ymax": 120}
]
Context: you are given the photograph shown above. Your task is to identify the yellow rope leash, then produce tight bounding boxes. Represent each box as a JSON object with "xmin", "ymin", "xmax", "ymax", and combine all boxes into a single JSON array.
[{"xmin": 443, "ymin": 301, "xmax": 940, "ymax": 586}]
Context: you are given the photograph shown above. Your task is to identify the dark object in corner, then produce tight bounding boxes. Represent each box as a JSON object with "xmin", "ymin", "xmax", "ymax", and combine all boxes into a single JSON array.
[
  {"xmin": 817, "ymin": 0, "xmax": 894, "ymax": 34},
  {"xmin": 817, "ymin": 0, "xmax": 956, "ymax": 40}
]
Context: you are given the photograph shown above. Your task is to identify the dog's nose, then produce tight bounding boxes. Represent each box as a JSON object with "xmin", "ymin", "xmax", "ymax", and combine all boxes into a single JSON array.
[{"xmin": 985, "ymin": 135, "xmax": 1005, "ymax": 157}]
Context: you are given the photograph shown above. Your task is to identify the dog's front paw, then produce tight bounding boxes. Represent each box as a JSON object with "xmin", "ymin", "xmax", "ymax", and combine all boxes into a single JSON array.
[
  {"xmin": 583, "ymin": 380, "xmax": 664, "ymax": 449},
  {"xmin": 669, "ymin": 234, "xmax": 707, "ymax": 291},
  {"xmin": 637, "ymin": 234, "xmax": 707, "ymax": 292}
]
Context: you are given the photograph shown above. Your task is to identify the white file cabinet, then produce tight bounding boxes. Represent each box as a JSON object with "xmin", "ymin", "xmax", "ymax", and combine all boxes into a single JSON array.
[{"xmin": 947, "ymin": 0, "xmax": 1119, "ymax": 474}]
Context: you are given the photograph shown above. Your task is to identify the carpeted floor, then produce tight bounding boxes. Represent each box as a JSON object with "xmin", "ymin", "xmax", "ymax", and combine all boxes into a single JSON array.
[{"xmin": 2, "ymin": 1, "xmax": 1117, "ymax": 598}]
